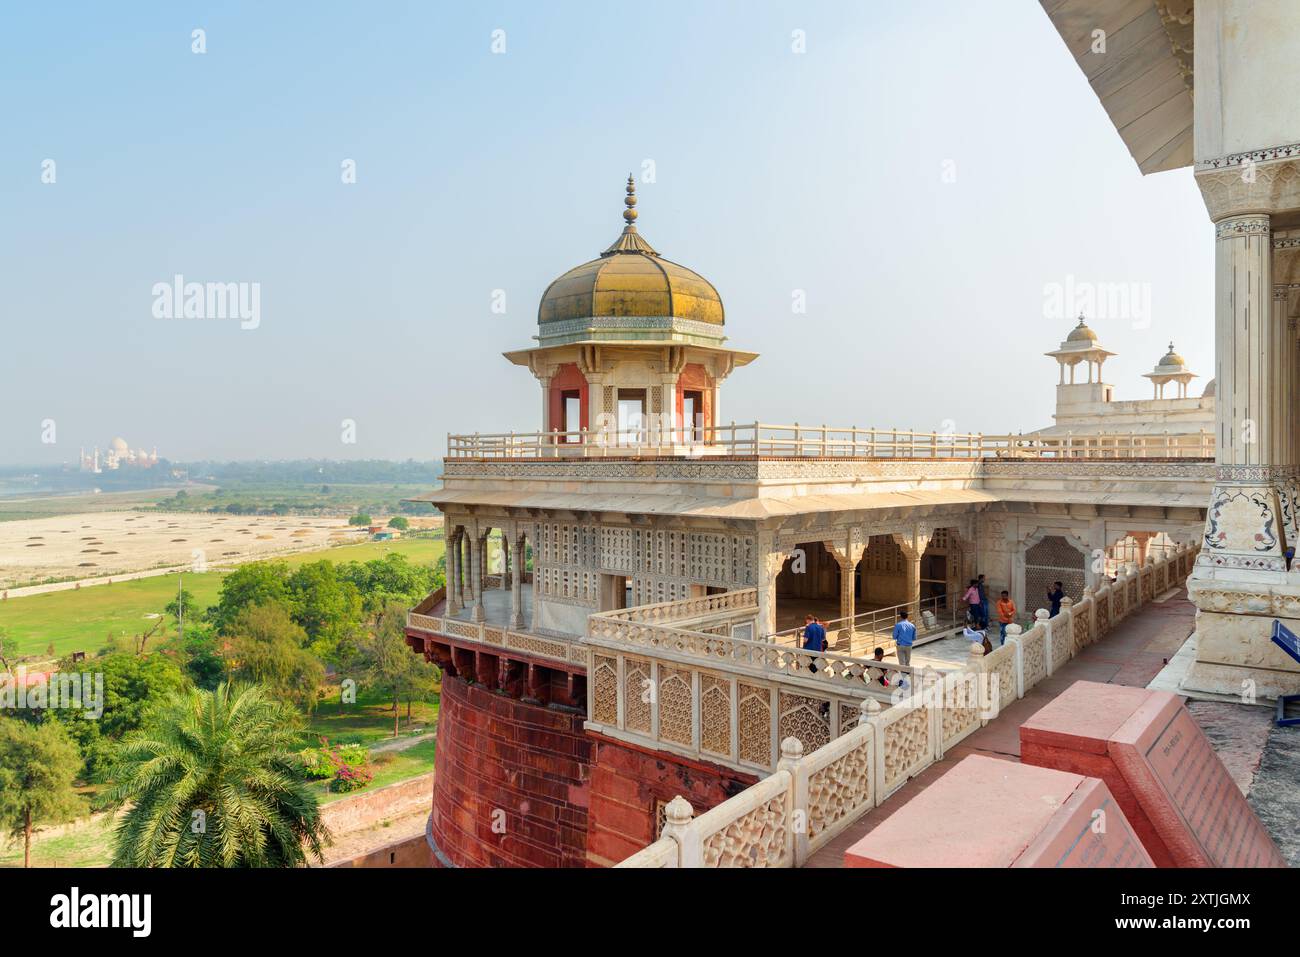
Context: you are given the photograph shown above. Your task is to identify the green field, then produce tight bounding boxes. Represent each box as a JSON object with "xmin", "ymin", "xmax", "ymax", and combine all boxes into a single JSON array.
[
  {"xmin": 153, "ymin": 482, "xmax": 439, "ymax": 518},
  {"xmin": 0, "ymin": 817, "xmax": 117, "ymax": 869},
  {"xmin": 0, "ymin": 536, "xmax": 446, "ymax": 659}
]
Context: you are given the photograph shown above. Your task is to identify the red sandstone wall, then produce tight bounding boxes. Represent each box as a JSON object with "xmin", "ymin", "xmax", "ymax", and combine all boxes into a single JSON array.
[
  {"xmin": 319, "ymin": 771, "xmax": 434, "ymax": 835},
  {"xmin": 330, "ymin": 834, "xmax": 433, "ymax": 868},
  {"xmin": 586, "ymin": 733, "xmax": 758, "ymax": 867},
  {"xmin": 431, "ymin": 674, "xmax": 592, "ymax": 867}
]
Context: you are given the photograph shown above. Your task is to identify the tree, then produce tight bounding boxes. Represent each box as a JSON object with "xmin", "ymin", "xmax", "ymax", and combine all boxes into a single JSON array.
[
  {"xmin": 364, "ymin": 601, "xmax": 435, "ymax": 737},
  {"xmin": 87, "ymin": 652, "xmax": 187, "ymax": 742},
  {"xmin": 178, "ymin": 624, "xmax": 225, "ymax": 691},
  {"xmin": 337, "ymin": 553, "xmax": 436, "ymax": 616},
  {"xmin": 45, "ymin": 651, "xmax": 187, "ymax": 781},
  {"xmin": 0, "ymin": 627, "xmax": 14, "ymax": 671},
  {"xmin": 165, "ymin": 587, "xmax": 197, "ymax": 627},
  {"xmin": 224, "ymin": 603, "xmax": 324, "ymax": 713},
  {"xmin": 284, "ymin": 561, "xmax": 363, "ymax": 654},
  {"xmin": 0, "ymin": 721, "xmax": 85, "ymax": 867},
  {"xmin": 104, "ymin": 683, "xmax": 330, "ymax": 867},
  {"xmin": 209, "ymin": 561, "xmax": 290, "ymax": 633},
  {"xmin": 387, "ymin": 516, "xmax": 409, "ymax": 531},
  {"xmin": 347, "ymin": 513, "xmax": 372, "ymax": 526}
]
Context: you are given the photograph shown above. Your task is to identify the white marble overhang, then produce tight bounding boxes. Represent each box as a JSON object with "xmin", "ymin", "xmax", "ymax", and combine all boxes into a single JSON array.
[{"xmin": 1040, "ymin": 0, "xmax": 1194, "ymax": 174}]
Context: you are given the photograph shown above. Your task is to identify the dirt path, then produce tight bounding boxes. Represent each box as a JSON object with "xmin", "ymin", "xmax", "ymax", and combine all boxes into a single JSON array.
[{"xmin": 370, "ymin": 731, "xmax": 436, "ymax": 754}]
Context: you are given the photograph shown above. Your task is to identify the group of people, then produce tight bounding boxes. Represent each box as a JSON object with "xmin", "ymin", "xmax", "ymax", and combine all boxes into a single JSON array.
[
  {"xmin": 963, "ymin": 576, "xmax": 1068, "ymax": 647},
  {"xmin": 801, "ymin": 611, "xmax": 916, "ymax": 688},
  {"xmin": 798, "ymin": 576, "xmax": 1070, "ymax": 674}
]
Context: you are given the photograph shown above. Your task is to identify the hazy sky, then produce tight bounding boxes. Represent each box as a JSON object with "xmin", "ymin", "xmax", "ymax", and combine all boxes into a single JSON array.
[{"xmin": 1, "ymin": 0, "xmax": 1215, "ymax": 466}]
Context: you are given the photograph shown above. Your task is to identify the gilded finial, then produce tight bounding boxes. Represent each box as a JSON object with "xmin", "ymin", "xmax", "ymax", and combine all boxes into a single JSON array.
[{"xmin": 623, "ymin": 173, "xmax": 637, "ymax": 225}]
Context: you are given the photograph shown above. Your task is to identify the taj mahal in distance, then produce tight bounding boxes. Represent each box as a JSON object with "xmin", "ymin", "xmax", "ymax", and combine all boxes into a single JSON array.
[{"xmin": 395, "ymin": 1, "xmax": 1300, "ymax": 873}]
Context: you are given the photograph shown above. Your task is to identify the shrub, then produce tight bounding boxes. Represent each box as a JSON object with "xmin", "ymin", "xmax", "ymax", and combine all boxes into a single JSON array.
[
  {"xmin": 304, "ymin": 739, "xmax": 374, "ymax": 792},
  {"xmin": 336, "ymin": 743, "xmax": 368, "ymax": 766},
  {"xmin": 330, "ymin": 763, "xmax": 374, "ymax": 793},
  {"xmin": 297, "ymin": 747, "xmax": 335, "ymax": 780}
]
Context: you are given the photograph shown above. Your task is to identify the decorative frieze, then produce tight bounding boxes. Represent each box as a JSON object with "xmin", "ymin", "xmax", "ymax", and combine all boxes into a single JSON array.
[
  {"xmin": 1215, "ymin": 216, "xmax": 1272, "ymax": 240},
  {"xmin": 1197, "ymin": 141, "xmax": 1300, "ymax": 171}
]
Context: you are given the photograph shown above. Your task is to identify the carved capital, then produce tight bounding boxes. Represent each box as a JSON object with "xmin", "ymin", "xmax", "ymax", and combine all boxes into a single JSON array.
[{"xmin": 1196, "ymin": 156, "xmax": 1300, "ymax": 222}]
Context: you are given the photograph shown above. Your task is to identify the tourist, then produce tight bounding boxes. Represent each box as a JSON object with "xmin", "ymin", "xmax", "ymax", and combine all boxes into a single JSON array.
[
  {"xmin": 977, "ymin": 574, "xmax": 990, "ymax": 628},
  {"xmin": 963, "ymin": 621, "xmax": 990, "ymax": 655},
  {"xmin": 871, "ymin": 646, "xmax": 890, "ymax": 686},
  {"xmin": 802, "ymin": 614, "xmax": 827, "ymax": 672},
  {"xmin": 893, "ymin": 610, "xmax": 916, "ymax": 668},
  {"xmin": 963, "ymin": 579, "xmax": 982, "ymax": 625},
  {"xmin": 996, "ymin": 590, "xmax": 1016, "ymax": 645},
  {"xmin": 1047, "ymin": 581, "xmax": 1065, "ymax": 617}
]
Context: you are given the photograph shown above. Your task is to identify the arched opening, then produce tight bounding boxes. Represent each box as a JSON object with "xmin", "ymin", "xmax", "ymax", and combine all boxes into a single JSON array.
[
  {"xmin": 774, "ymin": 541, "xmax": 840, "ymax": 633},
  {"xmin": 858, "ymin": 535, "xmax": 908, "ymax": 607},
  {"xmin": 1024, "ymin": 534, "xmax": 1087, "ymax": 607},
  {"xmin": 1107, "ymin": 532, "xmax": 1177, "ymax": 578},
  {"xmin": 548, "ymin": 363, "xmax": 589, "ymax": 440}
]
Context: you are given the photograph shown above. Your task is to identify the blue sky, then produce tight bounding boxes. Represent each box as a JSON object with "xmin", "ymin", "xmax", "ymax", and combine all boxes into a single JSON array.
[{"xmin": 0, "ymin": 0, "xmax": 1214, "ymax": 464}]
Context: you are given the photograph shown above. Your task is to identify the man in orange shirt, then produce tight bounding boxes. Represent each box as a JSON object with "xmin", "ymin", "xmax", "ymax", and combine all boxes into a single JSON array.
[{"xmin": 995, "ymin": 590, "xmax": 1016, "ymax": 646}]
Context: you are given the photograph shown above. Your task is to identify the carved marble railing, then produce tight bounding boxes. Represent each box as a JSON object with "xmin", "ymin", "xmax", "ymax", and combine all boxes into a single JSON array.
[
  {"xmin": 617, "ymin": 541, "xmax": 1199, "ymax": 867},
  {"xmin": 596, "ymin": 588, "xmax": 758, "ymax": 626},
  {"xmin": 450, "ymin": 423, "xmax": 1215, "ymax": 461},
  {"xmin": 406, "ymin": 610, "xmax": 588, "ymax": 668},
  {"xmin": 588, "ymin": 611, "xmax": 916, "ymax": 693}
]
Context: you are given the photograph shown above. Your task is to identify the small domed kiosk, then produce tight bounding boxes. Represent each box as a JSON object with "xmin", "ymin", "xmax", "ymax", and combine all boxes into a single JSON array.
[
  {"xmin": 504, "ymin": 177, "xmax": 757, "ymax": 445},
  {"xmin": 1142, "ymin": 342, "xmax": 1198, "ymax": 398}
]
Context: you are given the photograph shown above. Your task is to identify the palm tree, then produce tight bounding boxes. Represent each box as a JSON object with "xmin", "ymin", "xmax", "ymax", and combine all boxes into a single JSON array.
[{"xmin": 104, "ymin": 682, "xmax": 330, "ymax": 867}]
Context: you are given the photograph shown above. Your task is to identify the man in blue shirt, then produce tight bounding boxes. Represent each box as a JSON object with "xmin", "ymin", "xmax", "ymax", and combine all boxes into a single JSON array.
[
  {"xmin": 892, "ymin": 610, "xmax": 916, "ymax": 668},
  {"xmin": 1047, "ymin": 581, "xmax": 1065, "ymax": 618},
  {"xmin": 802, "ymin": 615, "xmax": 827, "ymax": 672}
]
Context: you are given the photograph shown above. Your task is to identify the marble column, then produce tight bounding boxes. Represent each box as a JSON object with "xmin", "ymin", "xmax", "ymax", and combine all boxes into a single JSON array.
[
  {"xmin": 1274, "ymin": 285, "xmax": 1300, "ymax": 547},
  {"xmin": 1197, "ymin": 214, "xmax": 1288, "ymax": 573},
  {"xmin": 447, "ymin": 527, "xmax": 462, "ymax": 616},
  {"xmin": 538, "ymin": 373, "xmax": 552, "ymax": 434},
  {"xmin": 755, "ymin": 530, "xmax": 785, "ymax": 639},
  {"xmin": 509, "ymin": 534, "xmax": 525, "ymax": 630},
  {"xmin": 459, "ymin": 533, "xmax": 471, "ymax": 606},
  {"xmin": 447, "ymin": 528, "xmax": 462, "ymax": 615},
  {"xmin": 469, "ymin": 533, "xmax": 485, "ymax": 622},
  {"xmin": 891, "ymin": 530, "xmax": 929, "ymax": 622},
  {"xmin": 824, "ymin": 531, "xmax": 865, "ymax": 644},
  {"xmin": 1184, "ymin": 190, "xmax": 1300, "ymax": 696}
]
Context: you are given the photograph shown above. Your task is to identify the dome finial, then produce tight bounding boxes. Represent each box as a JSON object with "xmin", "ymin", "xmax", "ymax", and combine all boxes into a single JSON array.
[{"xmin": 623, "ymin": 173, "xmax": 638, "ymax": 225}]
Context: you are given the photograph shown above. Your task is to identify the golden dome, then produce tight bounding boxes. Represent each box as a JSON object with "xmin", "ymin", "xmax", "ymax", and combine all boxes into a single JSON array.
[
  {"xmin": 538, "ymin": 176, "xmax": 724, "ymax": 326},
  {"xmin": 1157, "ymin": 341, "xmax": 1186, "ymax": 369},
  {"xmin": 1066, "ymin": 315, "xmax": 1098, "ymax": 343}
]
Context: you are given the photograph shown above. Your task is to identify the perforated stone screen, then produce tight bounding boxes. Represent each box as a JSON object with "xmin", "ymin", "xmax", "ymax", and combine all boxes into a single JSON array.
[{"xmin": 1025, "ymin": 535, "xmax": 1086, "ymax": 606}]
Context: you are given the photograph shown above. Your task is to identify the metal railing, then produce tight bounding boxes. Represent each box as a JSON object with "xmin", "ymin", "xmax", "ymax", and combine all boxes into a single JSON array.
[
  {"xmin": 447, "ymin": 422, "xmax": 1214, "ymax": 460},
  {"xmin": 772, "ymin": 591, "xmax": 969, "ymax": 650}
]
